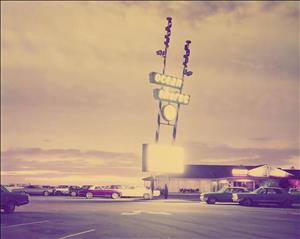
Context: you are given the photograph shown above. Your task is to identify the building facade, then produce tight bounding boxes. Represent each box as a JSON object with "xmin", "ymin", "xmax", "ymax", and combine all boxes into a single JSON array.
[{"xmin": 143, "ymin": 164, "xmax": 300, "ymax": 193}]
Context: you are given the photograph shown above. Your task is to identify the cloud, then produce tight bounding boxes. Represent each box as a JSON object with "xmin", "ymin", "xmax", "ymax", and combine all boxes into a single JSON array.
[
  {"xmin": 185, "ymin": 142, "xmax": 299, "ymax": 168},
  {"xmin": 1, "ymin": 2, "xmax": 299, "ymax": 183},
  {"xmin": 250, "ymin": 137, "xmax": 272, "ymax": 142},
  {"xmin": 1, "ymin": 170, "xmax": 61, "ymax": 176},
  {"xmin": 1, "ymin": 147, "xmax": 140, "ymax": 181},
  {"xmin": 2, "ymin": 147, "xmax": 136, "ymax": 159}
]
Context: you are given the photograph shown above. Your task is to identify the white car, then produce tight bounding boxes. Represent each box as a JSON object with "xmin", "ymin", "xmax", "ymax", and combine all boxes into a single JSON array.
[
  {"xmin": 54, "ymin": 185, "xmax": 70, "ymax": 196},
  {"xmin": 4, "ymin": 185, "xmax": 26, "ymax": 193},
  {"xmin": 115, "ymin": 185, "xmax": 160, "ymax": 199}
]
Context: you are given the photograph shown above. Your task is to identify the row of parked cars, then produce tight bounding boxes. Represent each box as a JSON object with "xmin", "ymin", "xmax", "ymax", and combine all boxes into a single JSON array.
[
  {"xmin": 4, "ymin": 184, "xmax": 161, "ymax": 200},
  {"xmin": 200, "ymin": 186, "xmax": 300, "ymax": 207}
]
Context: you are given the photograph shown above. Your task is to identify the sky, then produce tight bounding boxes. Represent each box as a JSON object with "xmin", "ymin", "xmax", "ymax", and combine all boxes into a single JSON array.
[{"xmin": 1, "ymin": 1, "xmax": 299, "ymax": 185}]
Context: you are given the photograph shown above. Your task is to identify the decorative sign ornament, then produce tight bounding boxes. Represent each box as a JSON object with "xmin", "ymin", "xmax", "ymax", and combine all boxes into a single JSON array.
[
  {"xmin": 153, "ymin": 89, "xmax": 190, "ymax": 105},
  {"xmin": 161, "ymin": 104, "xmax": 177, "ymax": 121},
  {"xmin": 149, "ymin": 17, "xmax": 193, "ymax": 143},
  {"xmin": 149, "ymin": 72, "xmax": 183, "ymax": 89}
]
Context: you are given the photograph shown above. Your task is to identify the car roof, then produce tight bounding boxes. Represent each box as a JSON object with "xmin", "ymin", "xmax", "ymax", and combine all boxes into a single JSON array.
[
  {"xmin": 260, "ymin": 187, "xmax": 283, "ymax": 189},
  {"xmin": 227, "ymin": 187, "xmax": 248, "ymax": 189}
]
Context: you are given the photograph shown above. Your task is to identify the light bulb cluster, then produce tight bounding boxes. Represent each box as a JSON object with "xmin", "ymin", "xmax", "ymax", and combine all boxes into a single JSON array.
[
  {"xmin": 156, "ymin": 17, "xmax": 172, "ymax": 57},
  {"xmin": 183, "ymin": 40, "xmax": 193, "ymax": 77}
]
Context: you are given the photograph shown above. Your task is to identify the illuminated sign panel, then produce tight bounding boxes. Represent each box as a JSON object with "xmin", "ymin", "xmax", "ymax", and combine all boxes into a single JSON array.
[
  {"xmin": 153, "ymin": 88, "xmax": 190, "ymax": 105},
  {"xmin": 149, "ymin": 72, "xmax": 183, "ymax": 89},
  {"xmin": 232, "ymin": 169, "xmax": 248, "ymax": 176},
  {"xmin": 142, "ymin": 144, "xmax": 184, "ymax": 173}
]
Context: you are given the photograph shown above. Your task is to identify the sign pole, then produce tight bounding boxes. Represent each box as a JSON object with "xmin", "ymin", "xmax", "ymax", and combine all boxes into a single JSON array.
[
  {"xmin": 172, "ymin": 40, "xmax": 193, "ymax": 144},
  {"xmin": 155, "ymin": 17, "xmax": 172, "ymax": 143}
]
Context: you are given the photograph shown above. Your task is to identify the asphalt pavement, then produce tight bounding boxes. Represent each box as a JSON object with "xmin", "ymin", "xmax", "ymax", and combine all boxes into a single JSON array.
[{"xmin": 1, "ymin": 196, "xmax": 300, "ymax": 239}]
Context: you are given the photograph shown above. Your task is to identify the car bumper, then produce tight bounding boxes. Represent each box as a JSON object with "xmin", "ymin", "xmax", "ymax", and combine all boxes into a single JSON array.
[
  {"xmin": 200, "ymin": 195, "xmax": 207, "ymax": 202},
  {"xmin": 17, "ymin": 198, "xmax": 29, "ymax": 206}
]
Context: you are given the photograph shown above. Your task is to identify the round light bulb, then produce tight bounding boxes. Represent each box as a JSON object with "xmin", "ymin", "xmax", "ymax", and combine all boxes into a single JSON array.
[{"xmin": 162, "ymin": 104, "xmax": 177, "ymax": 121}]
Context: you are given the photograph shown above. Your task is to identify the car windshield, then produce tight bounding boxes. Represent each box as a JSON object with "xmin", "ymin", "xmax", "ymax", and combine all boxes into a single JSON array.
[
  {"xmin": 252, "ymin": 187, "xmax": 265, "ymax": 194},
  {"xmin": 81, "ymin": 186, "xmax": 91, "ymax": 189},
  {"xmin": 1, "ymin": 185, "xmax": 9, "ymax": 193},
  {"xmin": 217, "ymin": 187, "xmax": 227, "ymax": 193}
]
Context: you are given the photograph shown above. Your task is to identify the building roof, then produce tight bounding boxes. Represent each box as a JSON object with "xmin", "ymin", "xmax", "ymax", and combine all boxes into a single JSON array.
[
  {"xmin": 180, "ymin": 164, "xmax": 259, "ymax": 178},
  {"xmin": 143, "ymin": 164, "xmax": 300, "ymax": 180},
  {"xmin": 283, "ymin": 169, "xmax": 300, "ymax": 179}
]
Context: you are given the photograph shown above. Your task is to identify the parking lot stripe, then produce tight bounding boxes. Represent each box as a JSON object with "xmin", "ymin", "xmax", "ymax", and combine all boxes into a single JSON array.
[
  {"xmin": 57, "ymin": 229, "xmax": 96, "ymax": 239},
  {"xmin": 3, "ymin": 220, "xmax": 49, "ymax": 228}
]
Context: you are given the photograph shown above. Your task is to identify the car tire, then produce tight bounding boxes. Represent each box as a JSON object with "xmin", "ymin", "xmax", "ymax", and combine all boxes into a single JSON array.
[
  {"xmin": 43, "ymin": 191, "xmax": 49, "ymax": 196},
  {"xmin": 143, "ymin": 193, "xmax": 151, "ymax": 200},
  {"xmin": 241, "ymin": 198, "xmax": 253, "ymax": 206},
  {"xmin": 207, "ymin": 197, "xmax": 216, "ymax": 204},
  {"xmin": 4, "ymin": 201, "xmax": 16, "ymax": 213},
  {"xmin": 71, "ymin": 191, "xmax": 77, "ymax": 197},
  {"xmin": 111, "ymin": 193, "xmax": 120, "ymax": 199},
  {"xmin": 86, "ymin": 192, "xmax": 93, "ymax": 199}
]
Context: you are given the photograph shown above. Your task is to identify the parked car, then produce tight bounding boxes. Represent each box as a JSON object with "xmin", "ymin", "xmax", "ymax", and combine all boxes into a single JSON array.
[
  {"xmin": 54, "ymin": 185, "xmax": 70, "ymax": 196},
  {"xmin": 77, "ymin": 185, "xmax": 93, "ymax": 197},
  {"xmin": 232, "ymin": 187, "xmax": 300, "ymax": 207},
  {"xmin": 200, "ymin": 187, "xmax": 249, "ymax": 204},
  {"xmin": 1, "ymin": 185, "xmax": 29, "ymax": 213},
  {"xmin": 4, "ymin": 184, "xmax": 26, "ymax": 193},
  {"xmin": 115, "ymin": 185, "xmax": 160, "ymax": 199},
  {"xmin": 19, "ymin": 185, "xmax": 52, "ymax": 196},
  {"xmin": 69, "ymin": 186, "xmax": 81, "ymax": 197},
  {"xmin": 85, "ymin": 185, "xmax": 121, "ymax": 199},
  {"xmin": 289, "ymin": 188, "xmax": 300, "ymax": 195},
  {"xmin": 41, "ymin": 186, "xmax": 55, "ymax": 195}
]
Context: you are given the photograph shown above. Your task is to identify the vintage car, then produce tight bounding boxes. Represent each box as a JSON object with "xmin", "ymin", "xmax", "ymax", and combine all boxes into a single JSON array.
[
  {"xmin": 77, "ymin": 185, "xmax": 93, "ymax": 197},
  {"xmin": 85, "ymin": 185, "xmax": 121, "ymax": 199},
  {"xmin": 111, "ymin": 185, "xmax": 160, "ymax": 199},
  {"xmin": 200, "ymin": 187, "xmax": 249, "ymax": 204},
  {"xmin": 232, "ymin": 187, "xmax": 300, "ymax": 207},
  {"xmin": 69, "ymin": 186, "xmax": 82, "ymax": 196},
  {"xmin": 54, "ymin": 185, "xmax": 71, "ymax": 196},
  {"xmin": 17, "ymin": 185, "xmax": 53, "ymax": 196},
  {"xmin": 1, "ymin": 185, "xmax": 29, "ymax": 213}
]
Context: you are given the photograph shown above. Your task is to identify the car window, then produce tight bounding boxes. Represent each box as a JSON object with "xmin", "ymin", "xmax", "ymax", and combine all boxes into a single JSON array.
[
  {"xmin": 224, "ymin": 188, "xmax": 233, "ymax": 193},
  {"xmin": 266, "ymin": 189, "xmax": 277, "ymax": 195},
  {"xmin": 232, "ymin": 188, "xmax": 244, "ymax": 193},
  {"xmin": 258, "ymin": 188, "xmax": 267, "ymax": 194},
  {"xmin": 273, "ymin": 189, "xmax": 282, "ymax": 194},
  {"xmin": 269, "ymin": 188, "xmax": 282, "ymax": 194}
]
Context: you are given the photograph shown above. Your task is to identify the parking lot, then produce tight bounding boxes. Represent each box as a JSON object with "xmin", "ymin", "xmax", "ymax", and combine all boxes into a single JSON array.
[{"xmin": 1, "ymin": 197, "xmax": 300, "ymax": 239}]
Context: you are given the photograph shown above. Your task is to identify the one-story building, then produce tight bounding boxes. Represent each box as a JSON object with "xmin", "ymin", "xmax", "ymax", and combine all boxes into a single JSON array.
[{"xmin": 143, "ymin": 164, "xmax": 300, "ymax": 193}]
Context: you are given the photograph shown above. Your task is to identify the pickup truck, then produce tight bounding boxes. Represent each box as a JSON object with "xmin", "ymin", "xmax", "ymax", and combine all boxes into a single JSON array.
[
  {"xmin": 232, "ymin": 187, "xmax": 300, "ymax": 207},
  {"xmin": 1, "ymin": 185, "xmax": 29, "ymax": 213}
]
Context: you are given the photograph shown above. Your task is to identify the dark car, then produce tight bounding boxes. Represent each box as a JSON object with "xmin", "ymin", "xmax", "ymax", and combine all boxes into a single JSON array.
[
  {"xmin": 77, "ymin": 185, "xmax": 93, "ymax": 197},
  {"xmin": 85, "ymin": 185, "xmax": 121, "ymax": 199},
  {"xmin": 69, "ymin": 186, "xmax": 81, "ymax": 197},
  {"xmin": 200, "ymin": 187, "xmax": 249, "ymax": 204},
  {"xmin": 233, "ymin": 187, "xmax": 300, "ymax": 207},
  {"xmin": 1, "ymin": 185, "xmax": 29, "ymax": 213}
]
